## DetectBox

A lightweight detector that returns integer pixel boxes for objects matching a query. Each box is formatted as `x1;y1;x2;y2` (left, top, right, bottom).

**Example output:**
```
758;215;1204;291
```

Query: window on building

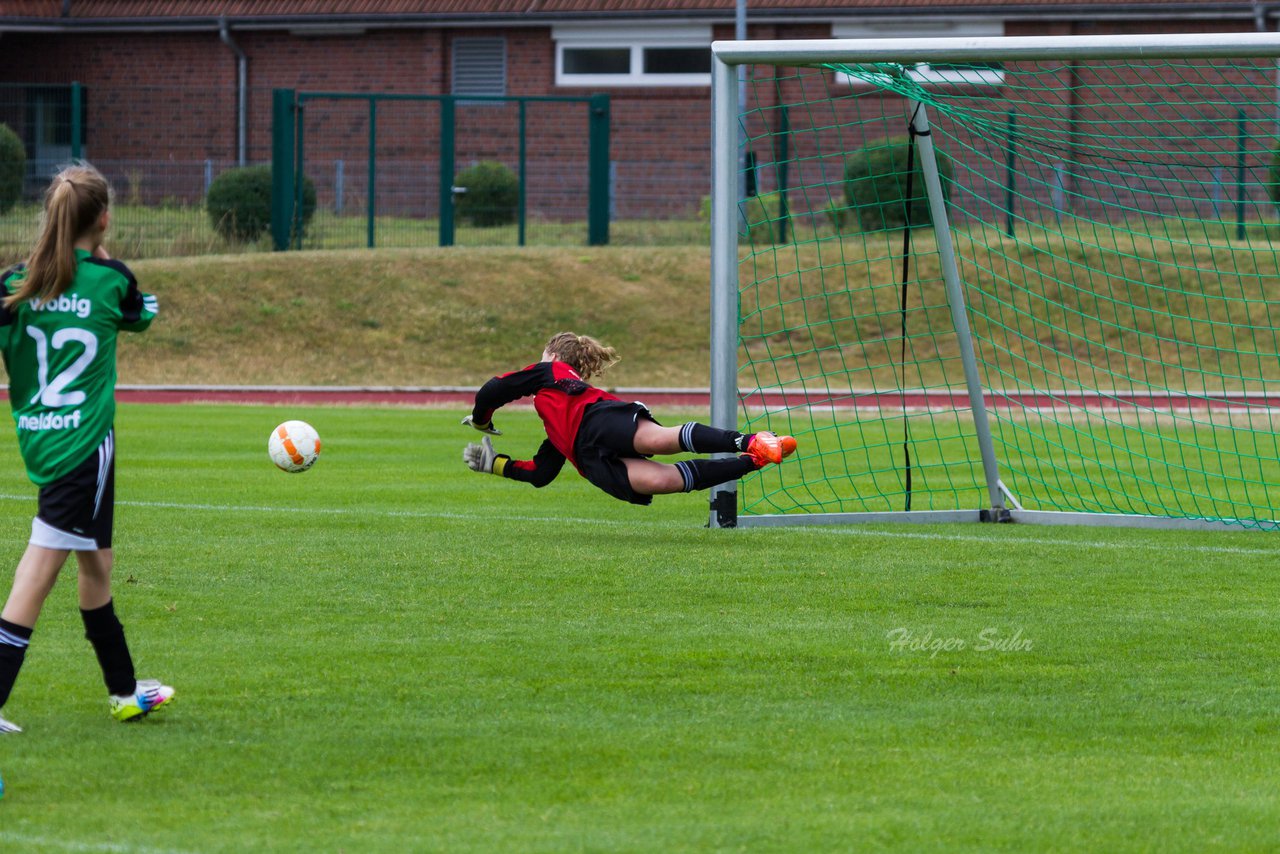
564;48;630;76
831;20;1006;88
453;37;507;99
642;47;711;75
554;25;711;87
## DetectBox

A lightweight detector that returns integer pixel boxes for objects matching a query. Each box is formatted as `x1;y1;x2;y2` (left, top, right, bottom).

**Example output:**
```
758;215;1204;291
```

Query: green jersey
0;250;157;485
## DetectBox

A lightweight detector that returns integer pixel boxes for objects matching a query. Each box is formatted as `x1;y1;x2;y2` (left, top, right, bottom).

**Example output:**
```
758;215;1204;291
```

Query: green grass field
0;404;1277;852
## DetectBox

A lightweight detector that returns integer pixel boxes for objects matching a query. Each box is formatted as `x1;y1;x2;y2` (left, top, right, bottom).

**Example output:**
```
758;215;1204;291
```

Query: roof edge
0;4;1269;34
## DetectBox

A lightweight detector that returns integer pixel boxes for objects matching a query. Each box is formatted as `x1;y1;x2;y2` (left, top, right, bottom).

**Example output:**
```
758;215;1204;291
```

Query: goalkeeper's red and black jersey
471;360;619;472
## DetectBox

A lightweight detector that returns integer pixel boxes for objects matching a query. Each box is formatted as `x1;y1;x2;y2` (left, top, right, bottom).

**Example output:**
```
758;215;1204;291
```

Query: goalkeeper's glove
463;436;509;475
461;415;502;436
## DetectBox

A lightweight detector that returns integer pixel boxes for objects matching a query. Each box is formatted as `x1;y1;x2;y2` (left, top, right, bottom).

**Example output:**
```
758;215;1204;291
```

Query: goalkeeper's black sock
674;456;760;492
678;423;746;454
0;618;32;709
81;600;137;697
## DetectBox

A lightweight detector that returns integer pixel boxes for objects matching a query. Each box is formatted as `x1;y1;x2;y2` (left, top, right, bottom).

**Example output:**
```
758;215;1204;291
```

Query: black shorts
32;430;115;551
575;401;660;506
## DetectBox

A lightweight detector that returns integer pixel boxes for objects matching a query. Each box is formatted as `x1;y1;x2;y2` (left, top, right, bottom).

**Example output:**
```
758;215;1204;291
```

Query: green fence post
518;99;527;247
1236;109;1247;241
271;89;297;251
1005;109;1018;238
587;94;610;246
777;106;789;244
70;82;82;161
367;97;377;249
294;99;307;249
439;97;456;247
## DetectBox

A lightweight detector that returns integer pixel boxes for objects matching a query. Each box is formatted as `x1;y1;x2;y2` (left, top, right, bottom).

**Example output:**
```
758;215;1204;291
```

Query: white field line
0;493;1275;558
0;833;196;854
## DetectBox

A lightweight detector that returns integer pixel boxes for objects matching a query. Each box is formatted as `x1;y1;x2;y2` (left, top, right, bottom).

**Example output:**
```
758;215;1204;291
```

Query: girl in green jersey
0;163;172;734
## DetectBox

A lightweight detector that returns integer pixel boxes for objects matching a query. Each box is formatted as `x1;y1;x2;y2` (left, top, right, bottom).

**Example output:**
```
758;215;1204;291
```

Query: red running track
111;386;1280;412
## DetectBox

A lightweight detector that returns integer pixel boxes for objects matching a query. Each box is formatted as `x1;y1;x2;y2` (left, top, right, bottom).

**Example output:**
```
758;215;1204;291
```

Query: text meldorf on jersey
17;410;83;432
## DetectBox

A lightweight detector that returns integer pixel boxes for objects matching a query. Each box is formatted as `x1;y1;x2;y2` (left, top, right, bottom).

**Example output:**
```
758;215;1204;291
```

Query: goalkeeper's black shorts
575;400;660;506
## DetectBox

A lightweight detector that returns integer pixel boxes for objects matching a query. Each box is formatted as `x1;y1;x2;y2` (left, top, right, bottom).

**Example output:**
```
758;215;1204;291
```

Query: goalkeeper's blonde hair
544;331;619;381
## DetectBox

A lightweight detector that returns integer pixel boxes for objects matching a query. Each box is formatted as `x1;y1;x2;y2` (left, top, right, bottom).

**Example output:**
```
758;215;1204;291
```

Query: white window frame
553;24;712;87
831;20;1006;88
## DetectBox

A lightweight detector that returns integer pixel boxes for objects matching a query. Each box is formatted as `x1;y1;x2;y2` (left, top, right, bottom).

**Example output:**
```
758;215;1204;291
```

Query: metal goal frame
708;32;1280;531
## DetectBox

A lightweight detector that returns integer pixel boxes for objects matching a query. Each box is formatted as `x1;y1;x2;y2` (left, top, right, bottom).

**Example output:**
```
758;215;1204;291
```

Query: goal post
708;33;1280;531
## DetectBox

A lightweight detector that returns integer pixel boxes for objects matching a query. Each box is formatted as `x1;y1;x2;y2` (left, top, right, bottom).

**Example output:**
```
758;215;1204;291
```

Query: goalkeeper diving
462;332;796;505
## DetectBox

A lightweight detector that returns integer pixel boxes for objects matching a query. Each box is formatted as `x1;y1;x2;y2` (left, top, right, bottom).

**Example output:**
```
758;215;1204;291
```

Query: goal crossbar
711;32;1280;66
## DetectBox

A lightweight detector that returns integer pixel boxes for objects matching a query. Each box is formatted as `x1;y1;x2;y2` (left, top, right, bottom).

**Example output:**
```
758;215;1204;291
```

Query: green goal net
709;35;1280;531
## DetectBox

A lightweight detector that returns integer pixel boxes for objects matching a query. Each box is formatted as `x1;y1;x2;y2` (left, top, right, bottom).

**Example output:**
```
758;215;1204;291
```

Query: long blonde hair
544;331;619;381
5;163;111;309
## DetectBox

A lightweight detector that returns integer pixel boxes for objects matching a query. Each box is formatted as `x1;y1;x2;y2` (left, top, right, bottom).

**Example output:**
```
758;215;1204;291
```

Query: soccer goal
708;33;1280;531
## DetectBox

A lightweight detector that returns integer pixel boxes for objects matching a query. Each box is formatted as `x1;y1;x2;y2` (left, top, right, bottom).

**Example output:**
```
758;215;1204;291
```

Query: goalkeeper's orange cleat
745;432;798;467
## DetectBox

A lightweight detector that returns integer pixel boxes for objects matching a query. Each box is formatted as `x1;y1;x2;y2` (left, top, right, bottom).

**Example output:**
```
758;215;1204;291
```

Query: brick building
0;0;1272;228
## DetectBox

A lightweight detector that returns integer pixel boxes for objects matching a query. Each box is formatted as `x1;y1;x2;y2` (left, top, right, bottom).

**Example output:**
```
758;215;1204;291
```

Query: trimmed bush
206;165;316;243
821;199;855;234
454;161;518;227
844;135;952;232
0;124;25;215
699;192;793;245
742;191;791;245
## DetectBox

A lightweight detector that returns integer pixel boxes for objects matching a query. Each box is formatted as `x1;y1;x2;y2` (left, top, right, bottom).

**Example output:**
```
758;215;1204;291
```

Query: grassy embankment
119;246;715;388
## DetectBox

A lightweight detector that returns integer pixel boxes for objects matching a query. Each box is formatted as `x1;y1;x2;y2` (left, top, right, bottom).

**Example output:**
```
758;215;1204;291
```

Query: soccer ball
268;420;322;473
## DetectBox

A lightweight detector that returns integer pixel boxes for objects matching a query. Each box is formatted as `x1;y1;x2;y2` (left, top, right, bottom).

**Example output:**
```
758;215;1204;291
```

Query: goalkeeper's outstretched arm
464;437;566;488
466;365;552;435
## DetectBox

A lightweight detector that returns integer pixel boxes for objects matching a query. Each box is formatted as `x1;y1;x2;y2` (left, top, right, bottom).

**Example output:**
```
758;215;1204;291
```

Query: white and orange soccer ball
268;420;322;473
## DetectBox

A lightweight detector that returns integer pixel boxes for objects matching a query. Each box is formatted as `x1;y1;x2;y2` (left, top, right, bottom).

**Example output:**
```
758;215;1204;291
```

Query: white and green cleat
109;679;174;723
0;715;20;734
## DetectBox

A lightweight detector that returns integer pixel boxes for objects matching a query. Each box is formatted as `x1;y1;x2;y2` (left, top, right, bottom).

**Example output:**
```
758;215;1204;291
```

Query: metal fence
0;81;714;264
274;90;611;250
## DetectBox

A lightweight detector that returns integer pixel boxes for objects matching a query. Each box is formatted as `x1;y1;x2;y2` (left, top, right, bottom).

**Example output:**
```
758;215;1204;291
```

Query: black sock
81;600;136;697
673;455;761;492
678;423;746;454
0;617;33;710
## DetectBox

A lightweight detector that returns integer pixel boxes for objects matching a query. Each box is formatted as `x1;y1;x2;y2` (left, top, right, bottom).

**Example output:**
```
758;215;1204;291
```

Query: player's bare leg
623;458;687;495
2;545;69;627
632;420;684;455
0;545;68;733
76;548;114;611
